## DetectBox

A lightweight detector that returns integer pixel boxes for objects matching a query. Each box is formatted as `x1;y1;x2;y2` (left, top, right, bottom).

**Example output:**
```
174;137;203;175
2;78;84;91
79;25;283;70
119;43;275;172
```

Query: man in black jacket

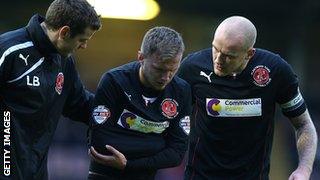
88;26;191;180
0;0;101;179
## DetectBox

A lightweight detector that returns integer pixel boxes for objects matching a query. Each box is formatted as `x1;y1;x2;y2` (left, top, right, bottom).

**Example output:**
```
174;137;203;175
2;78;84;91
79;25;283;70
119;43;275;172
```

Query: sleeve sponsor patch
92;105;111;124
280;91;304;112
179;116;190;135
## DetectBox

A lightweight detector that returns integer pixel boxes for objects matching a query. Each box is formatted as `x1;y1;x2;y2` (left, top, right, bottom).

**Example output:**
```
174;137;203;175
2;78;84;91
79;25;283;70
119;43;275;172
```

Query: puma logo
19;54;29;66
200;71;213;83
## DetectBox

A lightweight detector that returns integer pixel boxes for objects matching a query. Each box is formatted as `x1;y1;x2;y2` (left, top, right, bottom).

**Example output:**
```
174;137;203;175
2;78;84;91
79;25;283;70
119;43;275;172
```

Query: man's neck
40;22;48;35
139;67;147;87
40;22;59;51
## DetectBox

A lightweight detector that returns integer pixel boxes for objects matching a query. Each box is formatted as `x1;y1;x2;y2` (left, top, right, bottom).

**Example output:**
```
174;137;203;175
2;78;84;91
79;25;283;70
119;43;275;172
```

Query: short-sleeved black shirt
178;48;306;180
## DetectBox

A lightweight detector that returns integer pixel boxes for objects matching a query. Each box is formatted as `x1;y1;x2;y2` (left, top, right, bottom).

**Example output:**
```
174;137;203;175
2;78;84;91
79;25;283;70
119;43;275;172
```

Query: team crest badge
251;65;271;87
92;105;111;124
161;98;178;119
55;72;64;95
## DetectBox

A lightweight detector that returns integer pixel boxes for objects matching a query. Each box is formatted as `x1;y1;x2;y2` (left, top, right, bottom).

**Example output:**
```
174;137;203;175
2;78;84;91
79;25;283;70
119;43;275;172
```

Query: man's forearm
294;111;318;172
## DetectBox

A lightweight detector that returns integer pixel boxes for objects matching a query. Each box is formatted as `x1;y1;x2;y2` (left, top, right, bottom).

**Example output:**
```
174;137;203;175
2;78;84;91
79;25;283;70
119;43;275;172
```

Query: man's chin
63;53;73;58
152;84;166;91
214;69;227;77
58;52;71;58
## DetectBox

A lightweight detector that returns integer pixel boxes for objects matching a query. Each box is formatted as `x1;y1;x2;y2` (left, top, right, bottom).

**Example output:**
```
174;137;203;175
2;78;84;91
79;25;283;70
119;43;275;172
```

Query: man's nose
161;72;171;82
215;52;225;63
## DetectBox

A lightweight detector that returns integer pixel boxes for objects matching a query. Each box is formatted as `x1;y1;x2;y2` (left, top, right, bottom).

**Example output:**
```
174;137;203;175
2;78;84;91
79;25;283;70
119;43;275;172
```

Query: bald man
178;16;317;180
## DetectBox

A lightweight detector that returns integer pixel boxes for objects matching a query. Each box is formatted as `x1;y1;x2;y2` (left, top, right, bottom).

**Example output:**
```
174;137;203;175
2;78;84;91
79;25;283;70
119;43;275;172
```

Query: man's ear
246;48;256;60
58;26;71;40
137;50;144;62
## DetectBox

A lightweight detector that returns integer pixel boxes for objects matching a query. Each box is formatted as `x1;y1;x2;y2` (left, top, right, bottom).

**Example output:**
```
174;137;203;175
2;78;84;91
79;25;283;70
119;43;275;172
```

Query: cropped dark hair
45;0;101;37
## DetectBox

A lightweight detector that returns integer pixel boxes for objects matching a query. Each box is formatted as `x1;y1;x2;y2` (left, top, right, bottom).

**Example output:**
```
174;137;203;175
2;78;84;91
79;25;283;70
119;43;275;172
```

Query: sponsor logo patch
92;105;111;124
55;72;64;95
251;65;271;87
118;109;169;134
179;116;190;135
161;98;178;119
206;98;262;117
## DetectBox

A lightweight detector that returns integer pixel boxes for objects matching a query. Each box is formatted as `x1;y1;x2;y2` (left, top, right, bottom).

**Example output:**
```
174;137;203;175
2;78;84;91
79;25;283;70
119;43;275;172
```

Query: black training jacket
0;14;93;180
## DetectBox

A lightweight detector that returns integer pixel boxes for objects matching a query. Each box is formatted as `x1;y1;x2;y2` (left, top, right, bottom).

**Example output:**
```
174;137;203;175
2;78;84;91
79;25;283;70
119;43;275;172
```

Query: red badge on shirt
55;72;64;95
161;98;178;119
251;65;271;87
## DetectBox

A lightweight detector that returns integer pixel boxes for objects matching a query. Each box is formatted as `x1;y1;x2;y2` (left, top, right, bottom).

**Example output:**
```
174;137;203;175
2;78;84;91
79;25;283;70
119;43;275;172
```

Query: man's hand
89;145;127;170
288;166;311;180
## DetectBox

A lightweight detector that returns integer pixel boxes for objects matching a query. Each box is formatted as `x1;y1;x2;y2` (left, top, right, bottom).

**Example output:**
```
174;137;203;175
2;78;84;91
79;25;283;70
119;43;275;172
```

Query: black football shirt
89;61;192;178
178;48;306;180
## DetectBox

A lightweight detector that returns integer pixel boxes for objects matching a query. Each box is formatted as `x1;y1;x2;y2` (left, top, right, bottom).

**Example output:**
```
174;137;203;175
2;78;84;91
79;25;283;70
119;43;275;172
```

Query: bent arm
125;132;187;170
62;59;93;125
